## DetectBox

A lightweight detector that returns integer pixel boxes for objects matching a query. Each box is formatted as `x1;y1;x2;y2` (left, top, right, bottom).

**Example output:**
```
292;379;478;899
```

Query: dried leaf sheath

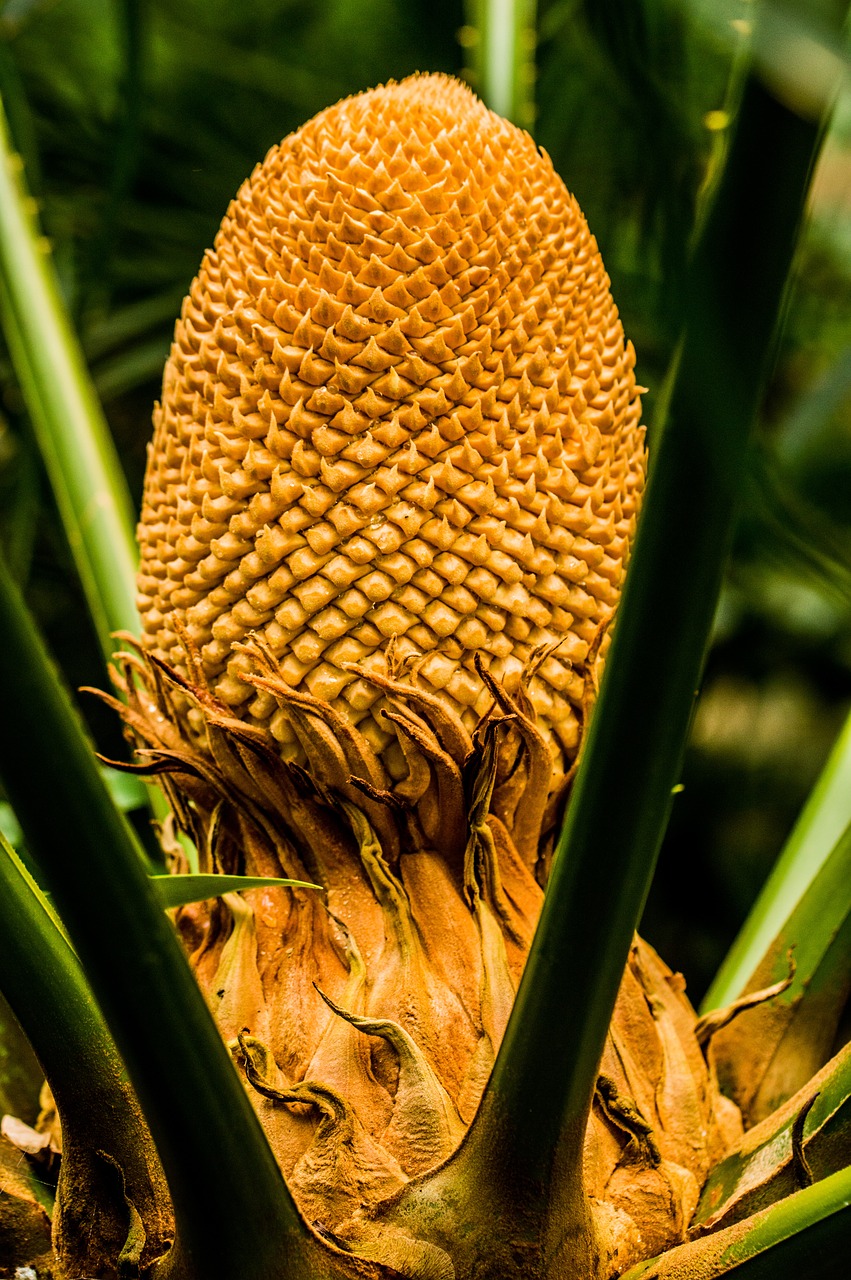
109;74;740;1275
108;627;739;1273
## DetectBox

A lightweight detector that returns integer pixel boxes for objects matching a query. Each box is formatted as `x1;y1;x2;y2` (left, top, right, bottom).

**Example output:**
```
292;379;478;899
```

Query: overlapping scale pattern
138;74;646;782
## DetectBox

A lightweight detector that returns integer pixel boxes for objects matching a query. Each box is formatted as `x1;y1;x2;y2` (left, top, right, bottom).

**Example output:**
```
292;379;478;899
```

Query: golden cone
110;73;740;1276
137;72;644;792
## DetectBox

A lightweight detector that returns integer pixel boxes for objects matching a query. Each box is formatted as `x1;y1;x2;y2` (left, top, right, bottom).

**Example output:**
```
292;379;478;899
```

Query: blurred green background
0;0;850;1001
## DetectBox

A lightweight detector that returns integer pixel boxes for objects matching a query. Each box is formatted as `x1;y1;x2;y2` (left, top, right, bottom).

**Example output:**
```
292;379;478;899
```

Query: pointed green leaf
705;710;851;1012
0;552;326;1278
0;93;138;661
621;1162;851;1279
0;828;171;1254
703;822;851;1124
691;1043;851;1235
151;873;322;910
459;0;847;1224
0;89;172;836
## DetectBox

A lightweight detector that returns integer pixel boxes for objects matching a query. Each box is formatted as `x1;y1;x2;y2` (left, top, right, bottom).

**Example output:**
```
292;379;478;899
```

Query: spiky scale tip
137;73;645;787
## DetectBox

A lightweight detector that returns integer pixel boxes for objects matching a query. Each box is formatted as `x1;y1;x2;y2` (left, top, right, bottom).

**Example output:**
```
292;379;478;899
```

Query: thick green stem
82;0;146;317
0;555;338;1279
465;0;537;126
456;4;846;1227
0;94;138;661
0;831;173;1275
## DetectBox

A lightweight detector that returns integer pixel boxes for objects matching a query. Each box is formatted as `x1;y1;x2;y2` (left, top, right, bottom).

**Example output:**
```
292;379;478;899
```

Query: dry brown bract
111;74;740;1276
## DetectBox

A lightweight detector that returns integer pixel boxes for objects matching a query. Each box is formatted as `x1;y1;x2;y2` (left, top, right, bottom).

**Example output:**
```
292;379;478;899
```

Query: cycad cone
123;75;739;1275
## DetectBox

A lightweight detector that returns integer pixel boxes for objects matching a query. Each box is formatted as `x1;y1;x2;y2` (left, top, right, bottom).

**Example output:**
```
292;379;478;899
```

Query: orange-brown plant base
94;636;743;1280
